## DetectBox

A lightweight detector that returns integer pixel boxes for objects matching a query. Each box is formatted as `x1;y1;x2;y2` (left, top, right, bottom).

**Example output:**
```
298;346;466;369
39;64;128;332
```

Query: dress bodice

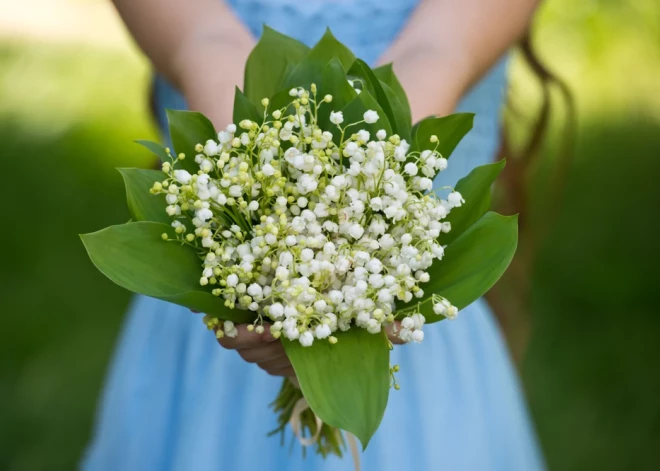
225;0;419;65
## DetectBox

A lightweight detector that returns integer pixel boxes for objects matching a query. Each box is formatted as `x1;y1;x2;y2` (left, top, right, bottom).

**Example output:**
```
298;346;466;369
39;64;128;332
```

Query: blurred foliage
0;0;659;470
507;1;660;470
0;41;156;469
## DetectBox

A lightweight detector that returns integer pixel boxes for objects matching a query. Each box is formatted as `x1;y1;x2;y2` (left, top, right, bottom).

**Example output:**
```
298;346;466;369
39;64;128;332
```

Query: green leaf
316;57;357;130
420;212;518;323
282;28;356;90
442;160;506;245
307;28;356;72
378;80;411;142
166;109;216;173
233;86;262;124
283;328;390;449
118;168;170;224
81;221;253;323
135;139;171;162
373;63;412;132
412;113;474;158
348;59;408;139
244;26;309;105
340;90;392;141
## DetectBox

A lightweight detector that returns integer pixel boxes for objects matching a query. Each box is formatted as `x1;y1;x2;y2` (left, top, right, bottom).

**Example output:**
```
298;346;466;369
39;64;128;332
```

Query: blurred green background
1;0;658;469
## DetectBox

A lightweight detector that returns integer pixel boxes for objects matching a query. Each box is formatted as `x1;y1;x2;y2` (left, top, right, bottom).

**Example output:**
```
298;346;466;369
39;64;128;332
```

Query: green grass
0;41;156;470
524;118;660;470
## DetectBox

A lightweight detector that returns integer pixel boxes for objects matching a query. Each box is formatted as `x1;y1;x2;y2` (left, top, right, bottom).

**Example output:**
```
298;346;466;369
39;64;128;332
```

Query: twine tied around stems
288;381;361;470
289;397;323;446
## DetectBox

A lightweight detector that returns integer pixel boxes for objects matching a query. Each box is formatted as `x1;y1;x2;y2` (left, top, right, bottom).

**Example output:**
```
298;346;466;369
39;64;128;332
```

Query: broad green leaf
307;28;356;72
348;59;406;138
278;61;297;90
135;139;171;162
118;168;170;224
412;113;474;158
316;57;357;130
378;80;411;142
233;86;262;124
373;63;412;131
420;212;518;323
340;90;392;143
166;109;216;173
283;328;390;449
244;26;309;105
81;221;253;323
441;160;506;245
282;29;356;90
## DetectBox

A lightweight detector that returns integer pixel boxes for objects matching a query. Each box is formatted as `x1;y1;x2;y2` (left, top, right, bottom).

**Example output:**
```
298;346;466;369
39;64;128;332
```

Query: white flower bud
299;330;314;347
363;110;379;124
301;248;314;262
224;320;238;338
330;111;344;125
448;191;465;207
348;224;364;240
262;164;275;176
411;330;424;343
204;140;219;156
404;162;418;176
315;323;331;339
357;130;370;142
226;273;238;287
173;170;192;184
433;301;447;315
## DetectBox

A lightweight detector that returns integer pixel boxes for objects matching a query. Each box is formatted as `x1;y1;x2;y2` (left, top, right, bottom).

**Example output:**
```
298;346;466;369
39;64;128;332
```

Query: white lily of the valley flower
330;111;344;125
363;110;379;124
153;85;465;347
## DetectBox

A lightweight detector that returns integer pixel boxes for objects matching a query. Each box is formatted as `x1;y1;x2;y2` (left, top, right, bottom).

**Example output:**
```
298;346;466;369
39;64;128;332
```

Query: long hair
485;31;576;359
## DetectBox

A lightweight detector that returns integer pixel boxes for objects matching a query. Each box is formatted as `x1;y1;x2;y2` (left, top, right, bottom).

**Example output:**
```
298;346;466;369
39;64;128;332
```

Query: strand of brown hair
486;31;576;361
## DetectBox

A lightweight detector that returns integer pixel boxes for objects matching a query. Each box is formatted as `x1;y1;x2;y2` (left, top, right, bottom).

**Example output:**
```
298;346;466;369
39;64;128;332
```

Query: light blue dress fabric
82;0;545;469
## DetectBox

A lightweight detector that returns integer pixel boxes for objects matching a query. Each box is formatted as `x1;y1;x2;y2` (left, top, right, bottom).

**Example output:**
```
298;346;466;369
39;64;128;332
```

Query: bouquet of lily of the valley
82;27;517;458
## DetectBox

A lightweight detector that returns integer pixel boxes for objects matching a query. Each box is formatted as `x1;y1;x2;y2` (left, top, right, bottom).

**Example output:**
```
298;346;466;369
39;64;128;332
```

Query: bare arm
112;0;254;126
380;0;541;120
112;0;539;124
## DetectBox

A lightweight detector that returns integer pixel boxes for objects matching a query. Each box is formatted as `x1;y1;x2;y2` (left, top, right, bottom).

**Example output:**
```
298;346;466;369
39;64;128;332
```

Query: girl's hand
217;325;295;378
216;323;404;379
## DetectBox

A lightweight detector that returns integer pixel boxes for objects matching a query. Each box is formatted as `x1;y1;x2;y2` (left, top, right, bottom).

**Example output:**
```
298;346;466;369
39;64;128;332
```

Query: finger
237;342;286;364
217;324;276;350
386;321;405;345
266;365;296;378
257;354;292;371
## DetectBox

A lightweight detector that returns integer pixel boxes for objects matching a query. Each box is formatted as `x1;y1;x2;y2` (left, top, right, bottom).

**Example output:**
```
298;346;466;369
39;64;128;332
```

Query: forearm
380;0;541;119
111;0;254;125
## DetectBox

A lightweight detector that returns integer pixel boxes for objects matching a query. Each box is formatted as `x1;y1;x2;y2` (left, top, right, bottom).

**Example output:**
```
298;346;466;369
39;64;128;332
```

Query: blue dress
83;0;545;469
